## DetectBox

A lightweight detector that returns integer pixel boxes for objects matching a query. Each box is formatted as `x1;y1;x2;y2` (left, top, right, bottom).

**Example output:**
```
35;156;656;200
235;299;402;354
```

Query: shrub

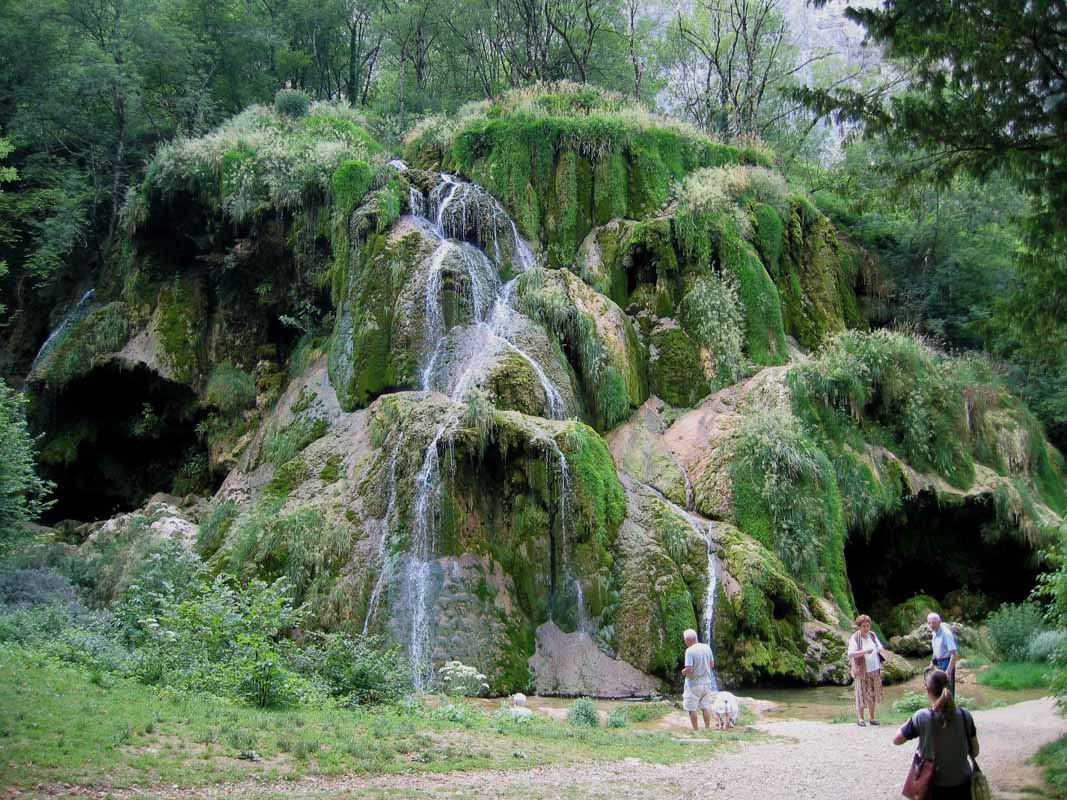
0;567;77;608
1028;630;1067;663
567;697;600;727
205;361;257;414
437;660;489;697
607;707;628;728
987;602;1046;661
305;632;411;705
0;384;53;550
274;89;311;119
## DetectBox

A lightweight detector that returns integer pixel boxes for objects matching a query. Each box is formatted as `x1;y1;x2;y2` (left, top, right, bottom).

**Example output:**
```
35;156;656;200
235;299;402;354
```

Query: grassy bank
0;649;750;793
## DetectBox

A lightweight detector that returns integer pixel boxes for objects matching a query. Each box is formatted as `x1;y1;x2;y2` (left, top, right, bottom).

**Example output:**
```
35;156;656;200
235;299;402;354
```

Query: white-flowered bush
437;659;489;697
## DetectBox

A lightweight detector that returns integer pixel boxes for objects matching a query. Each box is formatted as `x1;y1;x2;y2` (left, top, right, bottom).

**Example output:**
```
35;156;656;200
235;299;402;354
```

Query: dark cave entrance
39;363;217;523
846;491;1040;622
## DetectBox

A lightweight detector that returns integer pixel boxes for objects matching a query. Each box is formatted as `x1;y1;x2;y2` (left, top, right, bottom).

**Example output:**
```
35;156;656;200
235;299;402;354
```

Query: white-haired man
681;629;715;731
928;612;958;694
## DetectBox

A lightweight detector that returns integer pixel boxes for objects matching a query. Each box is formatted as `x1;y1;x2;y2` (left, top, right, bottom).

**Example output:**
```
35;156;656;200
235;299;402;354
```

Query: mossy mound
712;523;809;685
514;267;647;430
885;594;942;638
404;82;772;265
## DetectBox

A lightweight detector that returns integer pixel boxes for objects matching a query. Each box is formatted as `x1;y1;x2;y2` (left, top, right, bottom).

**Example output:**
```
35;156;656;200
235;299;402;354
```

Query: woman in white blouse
848;613;886;726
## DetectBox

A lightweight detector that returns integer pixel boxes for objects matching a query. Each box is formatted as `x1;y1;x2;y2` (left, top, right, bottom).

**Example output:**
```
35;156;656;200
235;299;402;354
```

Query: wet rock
528;622;662;697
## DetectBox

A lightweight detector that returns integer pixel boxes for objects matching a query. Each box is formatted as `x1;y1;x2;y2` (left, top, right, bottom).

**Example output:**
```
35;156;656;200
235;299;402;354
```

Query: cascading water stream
29;289;95;373
631;477;720;689
362;429;409;636
394;172;577;688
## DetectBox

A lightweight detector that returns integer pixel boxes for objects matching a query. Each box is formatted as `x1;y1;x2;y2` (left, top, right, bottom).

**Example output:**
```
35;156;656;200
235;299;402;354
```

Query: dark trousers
931;778;971;799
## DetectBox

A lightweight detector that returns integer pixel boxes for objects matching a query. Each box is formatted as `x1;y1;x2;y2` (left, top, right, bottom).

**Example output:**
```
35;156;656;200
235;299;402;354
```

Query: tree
0;380;52;549
667;0;825;138
798;0;1067;346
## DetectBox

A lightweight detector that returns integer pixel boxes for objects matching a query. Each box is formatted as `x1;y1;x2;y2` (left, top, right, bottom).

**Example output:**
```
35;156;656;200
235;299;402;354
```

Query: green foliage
142;103;380;224
606;707;628;728
0;383;53;550
261;416;329;466
559;424;627;549
567;697;599;727
986;602;1047;661
205;362;256;415
730;410;846;597
620;701;672;723
331;159;373;218
680;272;746;389
976;661;1050;690
303;632;410;705
1034;735;1067;799
274;89;311;119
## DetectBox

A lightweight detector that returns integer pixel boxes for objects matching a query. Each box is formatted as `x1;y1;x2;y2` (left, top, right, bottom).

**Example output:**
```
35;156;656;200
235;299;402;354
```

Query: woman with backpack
848;613;886;726
894;668;981;799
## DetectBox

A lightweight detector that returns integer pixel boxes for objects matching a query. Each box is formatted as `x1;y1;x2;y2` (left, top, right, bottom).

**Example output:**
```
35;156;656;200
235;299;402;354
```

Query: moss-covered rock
606;398;690;506
405;83;771;263
885;594;942;638
328;219;438;410
515;267;647;430
648;319;708;408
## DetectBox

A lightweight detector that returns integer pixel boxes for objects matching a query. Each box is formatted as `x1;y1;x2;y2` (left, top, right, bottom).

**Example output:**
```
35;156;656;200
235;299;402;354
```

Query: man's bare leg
702;708;712;729
688;711;699;731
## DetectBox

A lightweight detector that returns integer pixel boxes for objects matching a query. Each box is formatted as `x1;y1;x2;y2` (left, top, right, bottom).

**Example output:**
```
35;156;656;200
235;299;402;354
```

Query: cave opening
846;491;1040;623
38;363;218;523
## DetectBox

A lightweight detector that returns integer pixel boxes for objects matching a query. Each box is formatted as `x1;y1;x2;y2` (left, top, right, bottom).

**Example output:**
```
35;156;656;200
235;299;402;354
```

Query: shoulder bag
902;714;936;800
961;709;991;800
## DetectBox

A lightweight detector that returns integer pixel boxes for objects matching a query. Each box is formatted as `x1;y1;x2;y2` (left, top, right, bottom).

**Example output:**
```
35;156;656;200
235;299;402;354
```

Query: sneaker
856;720;867;727
869;720;881;726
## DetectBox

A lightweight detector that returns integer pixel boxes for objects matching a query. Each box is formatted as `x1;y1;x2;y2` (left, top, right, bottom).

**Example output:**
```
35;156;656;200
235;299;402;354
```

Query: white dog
711;691;740;730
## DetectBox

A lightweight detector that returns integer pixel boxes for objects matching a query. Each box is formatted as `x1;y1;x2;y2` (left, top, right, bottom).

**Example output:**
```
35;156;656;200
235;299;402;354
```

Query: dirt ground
32;695;1064;800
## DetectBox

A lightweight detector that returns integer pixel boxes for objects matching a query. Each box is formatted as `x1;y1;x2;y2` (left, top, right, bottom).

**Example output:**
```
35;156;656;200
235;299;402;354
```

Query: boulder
889;621;977;658
885;594;942;638
528;622;662;697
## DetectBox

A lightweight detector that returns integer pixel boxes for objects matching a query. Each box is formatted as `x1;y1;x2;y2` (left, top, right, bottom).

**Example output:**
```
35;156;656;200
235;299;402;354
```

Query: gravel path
23;697;1067;799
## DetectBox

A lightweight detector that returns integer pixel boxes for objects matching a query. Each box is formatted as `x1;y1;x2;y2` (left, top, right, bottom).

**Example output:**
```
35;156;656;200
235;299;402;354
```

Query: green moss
559;423;626;549
648;323;708;408
265;457;309;500
31;302;134;389
415;84;767;261
753;203;784;276
156;275;204;384
715;525;809;684
318;454;343;483
331;160;373;218
329;228;426;411
513;268;645;430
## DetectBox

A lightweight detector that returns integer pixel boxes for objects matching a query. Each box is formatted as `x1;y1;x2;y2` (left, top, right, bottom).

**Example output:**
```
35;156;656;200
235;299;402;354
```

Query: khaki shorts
682;682;715;712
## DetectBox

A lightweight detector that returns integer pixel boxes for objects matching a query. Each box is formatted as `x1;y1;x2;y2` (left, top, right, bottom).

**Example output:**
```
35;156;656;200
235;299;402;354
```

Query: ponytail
926;669;956;727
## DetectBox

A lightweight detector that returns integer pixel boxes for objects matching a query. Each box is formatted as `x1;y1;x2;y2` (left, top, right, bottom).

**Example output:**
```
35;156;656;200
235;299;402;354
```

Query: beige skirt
854;669;884;711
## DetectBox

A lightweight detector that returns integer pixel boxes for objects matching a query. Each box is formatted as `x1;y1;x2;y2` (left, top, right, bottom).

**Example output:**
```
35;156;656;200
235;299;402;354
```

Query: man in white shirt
928;612;958;694
681;628;715;731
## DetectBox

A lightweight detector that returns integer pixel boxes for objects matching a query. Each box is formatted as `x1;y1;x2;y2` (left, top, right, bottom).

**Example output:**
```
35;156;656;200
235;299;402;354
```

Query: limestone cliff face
24;85;1065;695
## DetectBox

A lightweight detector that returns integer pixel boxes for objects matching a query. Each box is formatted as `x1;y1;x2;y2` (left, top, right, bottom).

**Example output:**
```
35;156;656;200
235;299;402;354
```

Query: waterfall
362;429;409;636
393;172;579;688
29;289;95;374
630;476;720;689
704;526;721;691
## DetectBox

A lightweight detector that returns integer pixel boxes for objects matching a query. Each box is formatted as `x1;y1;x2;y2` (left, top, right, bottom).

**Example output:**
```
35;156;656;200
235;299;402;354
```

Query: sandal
856;720;867;727
869;720;881;725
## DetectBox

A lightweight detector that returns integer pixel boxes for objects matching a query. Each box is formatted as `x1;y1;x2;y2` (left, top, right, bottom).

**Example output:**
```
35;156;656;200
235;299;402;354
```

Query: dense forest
2;1;1067;795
